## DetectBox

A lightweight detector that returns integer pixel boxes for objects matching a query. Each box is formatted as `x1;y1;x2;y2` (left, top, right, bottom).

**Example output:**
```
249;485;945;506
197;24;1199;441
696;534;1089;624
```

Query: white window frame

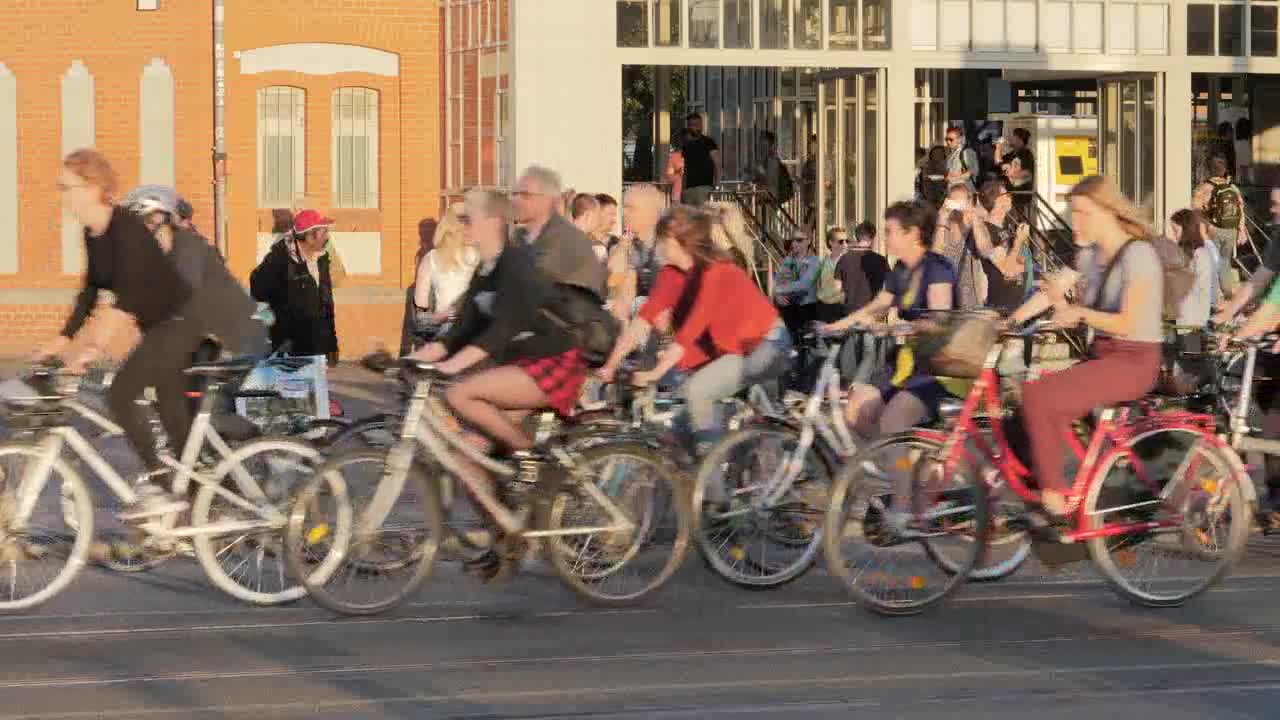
331;87;380;209
256;86;305;208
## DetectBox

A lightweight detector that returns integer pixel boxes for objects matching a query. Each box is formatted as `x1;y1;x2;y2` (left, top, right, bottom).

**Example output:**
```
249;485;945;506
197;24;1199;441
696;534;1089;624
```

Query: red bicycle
824;325;1251;616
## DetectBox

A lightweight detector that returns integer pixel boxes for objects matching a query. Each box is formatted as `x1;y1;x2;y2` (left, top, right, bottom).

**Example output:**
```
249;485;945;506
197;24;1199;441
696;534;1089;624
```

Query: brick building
0;0;442;359
442;0;509;202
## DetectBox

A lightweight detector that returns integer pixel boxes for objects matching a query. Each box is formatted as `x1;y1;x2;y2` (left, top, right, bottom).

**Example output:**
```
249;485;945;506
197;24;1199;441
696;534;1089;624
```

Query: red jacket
674;262;779;359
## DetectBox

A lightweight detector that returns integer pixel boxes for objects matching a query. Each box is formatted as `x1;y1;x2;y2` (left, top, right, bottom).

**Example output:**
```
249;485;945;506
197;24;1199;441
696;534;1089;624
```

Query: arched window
257;86;306;207
332;87;380;208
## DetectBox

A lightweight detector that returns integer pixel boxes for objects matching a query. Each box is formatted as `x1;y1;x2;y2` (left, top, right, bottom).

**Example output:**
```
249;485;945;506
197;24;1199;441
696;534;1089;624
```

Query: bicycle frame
358;375;636;540
13;383;287;539
924;341;1231;543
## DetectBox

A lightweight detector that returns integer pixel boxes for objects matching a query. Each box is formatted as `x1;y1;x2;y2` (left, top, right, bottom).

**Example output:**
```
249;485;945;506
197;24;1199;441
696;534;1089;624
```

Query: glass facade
621;0;892;50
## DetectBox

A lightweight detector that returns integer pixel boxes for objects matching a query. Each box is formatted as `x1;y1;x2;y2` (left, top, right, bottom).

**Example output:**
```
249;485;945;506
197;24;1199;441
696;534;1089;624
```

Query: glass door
816;68;881;251
1098;74;1162;224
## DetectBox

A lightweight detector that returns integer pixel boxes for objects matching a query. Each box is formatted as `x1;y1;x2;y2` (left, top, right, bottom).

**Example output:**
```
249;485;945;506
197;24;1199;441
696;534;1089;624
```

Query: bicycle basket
911;311;1001;379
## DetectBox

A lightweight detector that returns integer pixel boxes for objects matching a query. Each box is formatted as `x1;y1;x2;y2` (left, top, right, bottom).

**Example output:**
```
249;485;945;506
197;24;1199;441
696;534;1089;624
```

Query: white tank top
424;247;478;312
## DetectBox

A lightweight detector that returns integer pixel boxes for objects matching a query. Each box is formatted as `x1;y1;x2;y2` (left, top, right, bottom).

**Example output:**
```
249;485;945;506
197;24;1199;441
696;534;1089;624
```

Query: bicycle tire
692;424;834;590
285;449;443;616
1085;429;1250;607
0;441;94;611
910;436;1031;583
824;434;990;616
191;436;323;605
537;442;690;607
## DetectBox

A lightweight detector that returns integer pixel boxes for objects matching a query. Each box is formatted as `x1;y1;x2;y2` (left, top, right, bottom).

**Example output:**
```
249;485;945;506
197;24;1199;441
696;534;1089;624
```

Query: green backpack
1207;179;1243;230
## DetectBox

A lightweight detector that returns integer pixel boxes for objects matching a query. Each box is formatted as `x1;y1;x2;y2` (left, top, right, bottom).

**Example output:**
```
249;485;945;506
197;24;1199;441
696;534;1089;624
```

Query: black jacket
441;242;575;364
249;238;338;356
171;230;268;357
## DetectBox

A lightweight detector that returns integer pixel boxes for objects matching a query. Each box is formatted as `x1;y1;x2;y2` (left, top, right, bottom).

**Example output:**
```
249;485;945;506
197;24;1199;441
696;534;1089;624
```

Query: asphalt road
3;366;1280;719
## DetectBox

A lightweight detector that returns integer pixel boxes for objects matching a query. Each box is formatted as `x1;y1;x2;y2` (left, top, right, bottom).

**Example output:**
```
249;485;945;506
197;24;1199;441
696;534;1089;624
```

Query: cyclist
1010;175;1164;517
410;188;590;578
35;150;196;517
122;185;268;395
631;206;791;507
819;200;958;442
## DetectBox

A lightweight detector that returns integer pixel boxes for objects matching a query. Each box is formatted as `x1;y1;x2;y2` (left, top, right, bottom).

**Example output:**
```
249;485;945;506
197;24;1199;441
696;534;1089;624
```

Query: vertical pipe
213;0;228;258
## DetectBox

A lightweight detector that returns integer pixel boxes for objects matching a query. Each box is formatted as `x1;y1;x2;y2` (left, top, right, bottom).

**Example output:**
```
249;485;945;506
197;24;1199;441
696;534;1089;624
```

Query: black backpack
542;285;621;368
776;161;795;203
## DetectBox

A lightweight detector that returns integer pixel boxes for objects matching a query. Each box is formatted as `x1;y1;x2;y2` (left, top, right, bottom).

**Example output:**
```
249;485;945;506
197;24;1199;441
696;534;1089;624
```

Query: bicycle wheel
538;442;690;606
913;438;1031;582
824;434;989;616
320;414;403;453
1085;429;1250;607
285;449;443;616
693;425;834;589
191;436;323;605
0;442;94;611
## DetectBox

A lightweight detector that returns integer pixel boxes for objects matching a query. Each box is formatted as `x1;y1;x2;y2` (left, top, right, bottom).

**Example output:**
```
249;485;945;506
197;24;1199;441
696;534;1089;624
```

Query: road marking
1;657;1279;718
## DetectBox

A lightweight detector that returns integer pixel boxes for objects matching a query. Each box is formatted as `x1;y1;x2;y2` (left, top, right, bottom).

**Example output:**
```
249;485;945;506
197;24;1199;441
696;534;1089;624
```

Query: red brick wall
0;0;442;359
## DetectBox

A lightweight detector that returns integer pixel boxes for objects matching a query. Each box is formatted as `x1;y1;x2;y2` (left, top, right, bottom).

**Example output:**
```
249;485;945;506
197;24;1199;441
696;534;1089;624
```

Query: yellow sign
1054;136;1098;185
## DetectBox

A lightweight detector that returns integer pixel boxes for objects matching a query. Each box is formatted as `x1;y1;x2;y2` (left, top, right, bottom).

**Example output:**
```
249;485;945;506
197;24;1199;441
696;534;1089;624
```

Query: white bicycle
0;359;345;610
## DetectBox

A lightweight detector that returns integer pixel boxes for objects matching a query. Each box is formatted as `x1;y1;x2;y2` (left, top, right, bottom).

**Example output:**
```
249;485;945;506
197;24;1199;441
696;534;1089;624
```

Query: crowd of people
28;134;1280;535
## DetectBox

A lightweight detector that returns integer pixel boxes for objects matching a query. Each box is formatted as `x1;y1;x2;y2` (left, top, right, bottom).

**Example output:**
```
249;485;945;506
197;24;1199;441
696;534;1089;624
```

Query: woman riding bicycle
630;206;792;506
819;200;959;442
1011;175;1164;517
411;188;586;463
34;150;196;516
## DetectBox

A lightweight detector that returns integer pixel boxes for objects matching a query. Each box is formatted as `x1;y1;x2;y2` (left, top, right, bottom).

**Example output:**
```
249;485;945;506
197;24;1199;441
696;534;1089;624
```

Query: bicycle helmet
122;184;180;220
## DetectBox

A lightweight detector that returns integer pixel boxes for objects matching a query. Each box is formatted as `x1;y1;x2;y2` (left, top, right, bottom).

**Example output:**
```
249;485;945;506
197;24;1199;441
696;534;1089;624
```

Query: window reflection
654;0;681;47
794;0;822;49
829;0;858;49
690;0;719;48
761;0;789;48
724;0;752;48
616;0;648;47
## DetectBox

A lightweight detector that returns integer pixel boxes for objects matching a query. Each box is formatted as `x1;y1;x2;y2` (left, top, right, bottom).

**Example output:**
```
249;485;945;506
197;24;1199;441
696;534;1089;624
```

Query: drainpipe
212;0;228;258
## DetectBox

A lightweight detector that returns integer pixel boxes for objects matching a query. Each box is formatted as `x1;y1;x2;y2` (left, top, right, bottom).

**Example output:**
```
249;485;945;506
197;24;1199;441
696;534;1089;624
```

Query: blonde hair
63;148;119;203
705;201;755;269
432;203;470;272
1069;175;1152;241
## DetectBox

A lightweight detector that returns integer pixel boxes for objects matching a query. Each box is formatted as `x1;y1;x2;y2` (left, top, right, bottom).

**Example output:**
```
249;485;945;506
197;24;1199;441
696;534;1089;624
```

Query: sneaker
117;480;188;523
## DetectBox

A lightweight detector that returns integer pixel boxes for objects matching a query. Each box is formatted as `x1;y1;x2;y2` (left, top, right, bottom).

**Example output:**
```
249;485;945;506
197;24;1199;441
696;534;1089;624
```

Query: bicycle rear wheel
693;425;833;589
538;442;690;606
824;434;989;616
0;442;93;611
285;449;443;616
1086;429;1249;607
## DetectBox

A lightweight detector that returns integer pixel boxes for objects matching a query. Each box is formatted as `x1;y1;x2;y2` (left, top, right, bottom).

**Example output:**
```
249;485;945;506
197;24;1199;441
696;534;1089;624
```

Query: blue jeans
679;321;792;448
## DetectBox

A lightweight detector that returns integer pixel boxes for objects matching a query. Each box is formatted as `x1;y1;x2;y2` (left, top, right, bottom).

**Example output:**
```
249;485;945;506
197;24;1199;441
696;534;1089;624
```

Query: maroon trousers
1021;337;1161;492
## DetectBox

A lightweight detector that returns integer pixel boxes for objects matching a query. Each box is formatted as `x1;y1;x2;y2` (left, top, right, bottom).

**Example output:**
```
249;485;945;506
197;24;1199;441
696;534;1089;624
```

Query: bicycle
825;322;1252;616
0;358;345;610
283;358;691;616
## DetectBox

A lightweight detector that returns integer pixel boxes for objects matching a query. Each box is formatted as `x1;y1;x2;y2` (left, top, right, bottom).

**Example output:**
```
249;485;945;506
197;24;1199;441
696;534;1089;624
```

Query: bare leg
445;366;549;452
844;383;885;441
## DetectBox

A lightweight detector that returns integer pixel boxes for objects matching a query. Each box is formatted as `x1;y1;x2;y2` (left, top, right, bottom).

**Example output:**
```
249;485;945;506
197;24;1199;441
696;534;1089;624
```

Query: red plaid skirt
513;348;588;417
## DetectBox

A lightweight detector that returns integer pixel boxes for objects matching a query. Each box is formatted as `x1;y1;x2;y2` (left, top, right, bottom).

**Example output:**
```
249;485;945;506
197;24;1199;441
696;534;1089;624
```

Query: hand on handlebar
630;369;660;387
412;342;448;364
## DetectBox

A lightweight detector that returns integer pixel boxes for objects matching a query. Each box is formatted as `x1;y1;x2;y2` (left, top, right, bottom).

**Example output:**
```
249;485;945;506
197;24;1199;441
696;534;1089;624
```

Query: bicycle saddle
185;356;258;379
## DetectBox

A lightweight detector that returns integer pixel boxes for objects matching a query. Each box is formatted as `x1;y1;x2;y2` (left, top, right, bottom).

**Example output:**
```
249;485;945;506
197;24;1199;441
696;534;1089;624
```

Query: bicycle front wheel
1086;429;1250;607
192;436;323;606
0;442;94;611
693;425;834;589
538;442;690;606
824;434;989;616
285;449;443;616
